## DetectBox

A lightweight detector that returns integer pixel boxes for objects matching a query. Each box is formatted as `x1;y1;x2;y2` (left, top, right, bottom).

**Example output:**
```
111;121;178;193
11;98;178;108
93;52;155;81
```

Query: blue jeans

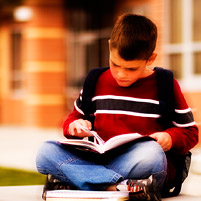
36;140;167;191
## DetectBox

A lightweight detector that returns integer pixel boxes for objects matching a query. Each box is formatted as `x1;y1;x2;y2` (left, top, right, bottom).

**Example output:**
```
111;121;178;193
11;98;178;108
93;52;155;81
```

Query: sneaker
116;175;161;201
42;174;76;200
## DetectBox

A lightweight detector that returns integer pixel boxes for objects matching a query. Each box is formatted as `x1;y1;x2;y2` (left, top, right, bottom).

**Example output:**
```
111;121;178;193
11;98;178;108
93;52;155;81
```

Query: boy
36;13;198;201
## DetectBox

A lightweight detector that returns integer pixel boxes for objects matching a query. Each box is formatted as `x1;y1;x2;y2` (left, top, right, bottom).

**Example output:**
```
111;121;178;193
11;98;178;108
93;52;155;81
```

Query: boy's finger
86;121;92;130
69;127;75;136
75;123;82;133
150;134;158;141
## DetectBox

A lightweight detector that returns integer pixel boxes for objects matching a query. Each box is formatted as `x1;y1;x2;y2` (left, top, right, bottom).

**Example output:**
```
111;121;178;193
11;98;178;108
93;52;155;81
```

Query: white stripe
80;89;83;101
172;121;196;127
94;110;161;118
175;108;191;114
92;95;159;105
74;100;84;115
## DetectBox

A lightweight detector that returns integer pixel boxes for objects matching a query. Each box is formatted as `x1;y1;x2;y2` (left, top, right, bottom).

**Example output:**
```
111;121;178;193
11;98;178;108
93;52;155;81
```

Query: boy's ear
108;39;111;50
147;53;157;65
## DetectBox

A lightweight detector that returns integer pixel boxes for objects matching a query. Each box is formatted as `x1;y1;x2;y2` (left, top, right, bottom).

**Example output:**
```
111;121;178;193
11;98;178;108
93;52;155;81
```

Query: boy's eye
127;68;138;71
113;63;120;67
112;62;118;66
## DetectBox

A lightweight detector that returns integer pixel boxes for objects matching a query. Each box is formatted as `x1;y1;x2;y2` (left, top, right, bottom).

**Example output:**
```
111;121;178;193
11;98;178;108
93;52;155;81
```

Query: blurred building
0;0;200;145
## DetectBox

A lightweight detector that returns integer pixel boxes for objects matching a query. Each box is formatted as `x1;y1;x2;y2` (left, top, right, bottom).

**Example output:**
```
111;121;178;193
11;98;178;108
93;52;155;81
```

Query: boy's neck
142;67;154;78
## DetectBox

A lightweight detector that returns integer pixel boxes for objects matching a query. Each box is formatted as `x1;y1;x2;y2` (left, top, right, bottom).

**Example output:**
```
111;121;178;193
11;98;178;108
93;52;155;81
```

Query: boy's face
109;48;156;87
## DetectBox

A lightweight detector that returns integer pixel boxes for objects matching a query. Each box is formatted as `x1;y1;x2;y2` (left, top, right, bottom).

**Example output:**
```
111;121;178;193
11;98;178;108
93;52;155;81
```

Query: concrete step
0;185;43;201
0;185;201;201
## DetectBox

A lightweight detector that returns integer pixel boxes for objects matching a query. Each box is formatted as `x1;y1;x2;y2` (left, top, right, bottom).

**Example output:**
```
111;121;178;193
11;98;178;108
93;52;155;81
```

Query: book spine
46;197;129;201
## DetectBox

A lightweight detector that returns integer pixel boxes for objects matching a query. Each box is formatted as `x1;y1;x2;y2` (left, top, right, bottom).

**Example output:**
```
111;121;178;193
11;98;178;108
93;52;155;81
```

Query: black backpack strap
162;151;192;198
154;67;192;197
154;67;174;129
81;67;109;121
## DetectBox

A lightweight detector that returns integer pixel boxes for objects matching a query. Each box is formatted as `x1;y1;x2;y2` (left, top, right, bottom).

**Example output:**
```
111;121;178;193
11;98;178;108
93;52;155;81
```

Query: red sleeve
63;106;85;138
63;89;85;138
165;80;199;155
166;126;198;155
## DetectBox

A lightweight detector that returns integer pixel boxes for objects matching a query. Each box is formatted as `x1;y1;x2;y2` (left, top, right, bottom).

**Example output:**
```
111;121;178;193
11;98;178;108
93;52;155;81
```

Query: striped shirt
64;69;198;154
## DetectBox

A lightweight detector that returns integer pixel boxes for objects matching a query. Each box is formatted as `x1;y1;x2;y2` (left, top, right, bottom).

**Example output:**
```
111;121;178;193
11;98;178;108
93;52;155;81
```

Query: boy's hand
150;132;172;152
68;119;93;138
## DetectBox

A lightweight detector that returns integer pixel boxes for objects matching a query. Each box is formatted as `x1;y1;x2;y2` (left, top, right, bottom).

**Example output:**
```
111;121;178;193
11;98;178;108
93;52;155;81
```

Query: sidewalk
0;185;201;201
0;126;201;200
0;126;65;171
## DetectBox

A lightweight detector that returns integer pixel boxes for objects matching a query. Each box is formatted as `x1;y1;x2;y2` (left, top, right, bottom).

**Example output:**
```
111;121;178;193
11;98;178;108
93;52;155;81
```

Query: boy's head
110;13;157;61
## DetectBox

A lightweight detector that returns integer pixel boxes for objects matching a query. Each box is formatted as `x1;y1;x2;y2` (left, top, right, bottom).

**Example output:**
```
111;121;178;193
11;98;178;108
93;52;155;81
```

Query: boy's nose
117;69;127;79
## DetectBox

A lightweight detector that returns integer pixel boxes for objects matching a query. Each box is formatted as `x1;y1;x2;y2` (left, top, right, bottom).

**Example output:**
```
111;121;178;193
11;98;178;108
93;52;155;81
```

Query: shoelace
128;182;143;192
127;176;153;193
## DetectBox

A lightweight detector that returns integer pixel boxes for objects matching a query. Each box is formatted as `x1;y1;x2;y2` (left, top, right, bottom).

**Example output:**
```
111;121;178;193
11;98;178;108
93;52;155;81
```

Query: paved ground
0;126;65;171
0;185;201;201
0;126;201;201
0;185;42;201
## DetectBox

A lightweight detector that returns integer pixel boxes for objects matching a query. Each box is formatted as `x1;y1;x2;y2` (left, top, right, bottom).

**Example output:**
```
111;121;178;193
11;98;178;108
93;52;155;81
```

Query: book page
79;126;147;152
46;190;129;199
103;133;144;152
60;138;101;153
60;126;153;154
79;125;105;145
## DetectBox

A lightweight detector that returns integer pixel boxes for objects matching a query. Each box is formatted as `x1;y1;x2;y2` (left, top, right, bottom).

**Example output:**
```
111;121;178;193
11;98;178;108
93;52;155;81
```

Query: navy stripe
174;111;195;125
94;99;159;115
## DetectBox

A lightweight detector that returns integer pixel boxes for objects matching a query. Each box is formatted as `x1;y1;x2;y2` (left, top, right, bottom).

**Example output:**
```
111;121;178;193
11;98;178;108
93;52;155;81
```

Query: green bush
0;167;46;186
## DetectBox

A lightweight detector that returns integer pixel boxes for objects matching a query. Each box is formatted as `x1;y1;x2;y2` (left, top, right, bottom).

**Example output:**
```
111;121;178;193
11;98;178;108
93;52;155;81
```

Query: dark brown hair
110;13;157;60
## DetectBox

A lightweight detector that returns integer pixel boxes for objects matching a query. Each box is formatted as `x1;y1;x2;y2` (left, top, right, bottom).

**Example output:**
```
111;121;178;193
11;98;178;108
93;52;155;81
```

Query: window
192;0;201;75
193;0;201;41
193;52;201;74
65;3;114;108
66;8;112;89
165;0;201;90
67;30;110;88
169;0;182;44
11;31;23;94
169;54;182;79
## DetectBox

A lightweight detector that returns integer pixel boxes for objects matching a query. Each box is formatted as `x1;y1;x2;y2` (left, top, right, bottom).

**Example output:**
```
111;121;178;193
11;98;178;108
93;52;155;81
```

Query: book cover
59;126;153;154
46;190;129;201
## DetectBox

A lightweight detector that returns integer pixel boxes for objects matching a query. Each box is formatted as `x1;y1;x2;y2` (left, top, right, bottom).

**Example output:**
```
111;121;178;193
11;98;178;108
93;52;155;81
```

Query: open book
46;190;129;201
59;125;153;154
